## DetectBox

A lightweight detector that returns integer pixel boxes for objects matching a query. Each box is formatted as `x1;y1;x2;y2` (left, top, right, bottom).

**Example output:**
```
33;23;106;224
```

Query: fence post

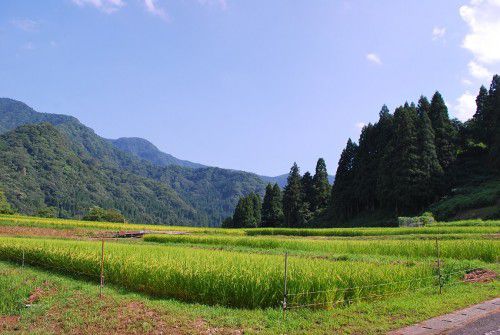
100;239;105;298
22;250;25;268
282;252;288;320
435;238;442;294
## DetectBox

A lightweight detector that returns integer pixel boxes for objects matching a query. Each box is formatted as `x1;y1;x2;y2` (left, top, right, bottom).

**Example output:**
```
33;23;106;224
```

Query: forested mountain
0;98;266;225
0;123;196;224
109;137;205;169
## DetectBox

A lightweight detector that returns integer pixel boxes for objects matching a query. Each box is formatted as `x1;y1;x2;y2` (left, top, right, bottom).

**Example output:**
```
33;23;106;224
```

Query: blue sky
1;1;499;176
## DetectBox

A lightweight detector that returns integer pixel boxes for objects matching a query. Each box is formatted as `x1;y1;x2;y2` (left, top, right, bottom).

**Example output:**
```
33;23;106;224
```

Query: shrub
83;206;125;223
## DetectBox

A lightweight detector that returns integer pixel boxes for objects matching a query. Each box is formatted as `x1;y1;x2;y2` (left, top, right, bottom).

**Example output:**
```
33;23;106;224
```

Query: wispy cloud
355;122;366;129
453;92;476;121
468;60;492;79
197;0;227;10
454;0;500;121
21;42;35;50
460;0;500;64
72;0;125;14
143;0;169;21
11;19;39;32
366;53;382;65
431;26;446;40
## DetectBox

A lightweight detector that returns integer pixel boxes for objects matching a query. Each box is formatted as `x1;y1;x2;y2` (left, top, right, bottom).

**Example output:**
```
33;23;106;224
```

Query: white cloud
453;92;477;121
432;26;446;40
461;78;473;85
11;19;39;32
460;0;500;64
366;53;381;65
143;0;169;20
198;0;227;10
468;60;492;79
21;42;35;50
72;0;125;14
355;122;366;129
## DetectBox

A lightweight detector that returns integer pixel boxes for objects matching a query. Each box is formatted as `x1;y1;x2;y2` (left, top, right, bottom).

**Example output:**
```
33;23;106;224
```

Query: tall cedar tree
251;193;262;225
232;194;259;228
386;105;421;214
261;183;284;227
429;92;456;170
283;163;306;227
416;96;443;205
301;171;315;212
330;139;358;221
312;158;330;211
352;124;378;212
488;75;500;169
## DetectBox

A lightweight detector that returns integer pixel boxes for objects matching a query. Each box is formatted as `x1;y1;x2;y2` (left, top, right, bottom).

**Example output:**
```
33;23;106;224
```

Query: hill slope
0;123;196;224
109;137;205;169
0;98;266;225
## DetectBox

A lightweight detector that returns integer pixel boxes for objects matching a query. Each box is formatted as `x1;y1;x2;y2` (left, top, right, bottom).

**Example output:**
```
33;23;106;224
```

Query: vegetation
144;234;499;262
0;98;267;226
0;236;441;309
0;188;14;214
82;206;125;223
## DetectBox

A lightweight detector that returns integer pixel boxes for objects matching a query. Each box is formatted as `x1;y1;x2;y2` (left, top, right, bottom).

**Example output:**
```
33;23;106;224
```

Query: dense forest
225;76;500;228
0;98;266;225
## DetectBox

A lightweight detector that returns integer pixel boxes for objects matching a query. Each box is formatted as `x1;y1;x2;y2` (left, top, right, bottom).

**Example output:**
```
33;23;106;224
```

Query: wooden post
22;250;25;268
282;252;288;320
100;239;105;298
436;238;442;294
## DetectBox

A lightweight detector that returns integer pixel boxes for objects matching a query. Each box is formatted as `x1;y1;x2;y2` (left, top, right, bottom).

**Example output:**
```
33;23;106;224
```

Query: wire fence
0;238;486;314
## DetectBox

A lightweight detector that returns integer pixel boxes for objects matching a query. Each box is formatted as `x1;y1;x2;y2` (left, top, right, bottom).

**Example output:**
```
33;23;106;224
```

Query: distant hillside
0;98;266;226
109;137;205;169
260;173;334;188
0;123;196;224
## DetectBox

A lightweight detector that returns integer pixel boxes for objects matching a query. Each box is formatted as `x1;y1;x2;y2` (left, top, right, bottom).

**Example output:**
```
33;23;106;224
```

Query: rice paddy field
0;214;498;334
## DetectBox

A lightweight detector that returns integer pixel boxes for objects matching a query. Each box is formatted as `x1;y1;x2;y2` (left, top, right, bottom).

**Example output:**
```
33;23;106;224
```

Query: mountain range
0;98;332;225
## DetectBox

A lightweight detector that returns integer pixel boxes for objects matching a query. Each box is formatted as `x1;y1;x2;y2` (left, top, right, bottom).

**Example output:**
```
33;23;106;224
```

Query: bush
37;207;58;218
397;214;434;227
82;206;125;223
0;190;14;215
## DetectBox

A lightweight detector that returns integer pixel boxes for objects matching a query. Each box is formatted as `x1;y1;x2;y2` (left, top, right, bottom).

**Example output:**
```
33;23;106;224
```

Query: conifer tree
488;75;500;169
387;105;421;213
232;195;258;228
429;92;456;169
283;163;305;227
261;183;284;227
312;158;330;211
416;97;443;205
301;171;314;212
330;139;358;221
251;193;262;226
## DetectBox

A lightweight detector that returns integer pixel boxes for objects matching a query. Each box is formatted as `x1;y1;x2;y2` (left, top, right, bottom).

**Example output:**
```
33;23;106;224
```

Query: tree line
222;158;331;228
225;75;500;227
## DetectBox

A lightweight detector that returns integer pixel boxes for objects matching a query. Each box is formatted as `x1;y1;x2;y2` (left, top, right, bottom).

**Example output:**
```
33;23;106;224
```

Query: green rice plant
144;234;500;262
0;237;439;309
0;214;244;235
244;225;500;237
427;219;500;227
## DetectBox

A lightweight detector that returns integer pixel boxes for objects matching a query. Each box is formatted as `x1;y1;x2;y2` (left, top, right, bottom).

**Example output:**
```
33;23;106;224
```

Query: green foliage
0;98;267;226
429;179;500;220
312;158;331;210
0;189;14;215
83;206;125;223
0;236;437;309
37;206;58;218
261;183;283;227
283;163;307;227
231;193;261;228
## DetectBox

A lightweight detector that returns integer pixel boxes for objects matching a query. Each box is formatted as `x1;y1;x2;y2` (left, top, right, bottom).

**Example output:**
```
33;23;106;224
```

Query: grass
429;179;500;220
0;236;451;309
144;234;500;262
243;225;500;237
1;261;498;335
